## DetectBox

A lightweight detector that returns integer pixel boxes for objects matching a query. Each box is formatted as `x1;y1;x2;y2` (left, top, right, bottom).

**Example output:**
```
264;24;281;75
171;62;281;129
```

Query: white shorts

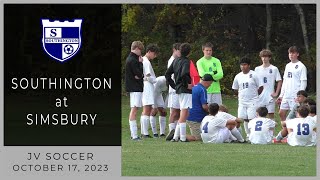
238;101;258;120
280;98;295;110
259;99;275;113
142;82;154;106
130;92;142;108
207;93;222;105
168;92;180;109
216;127;230;143
179;93;192;110
153;93;165;108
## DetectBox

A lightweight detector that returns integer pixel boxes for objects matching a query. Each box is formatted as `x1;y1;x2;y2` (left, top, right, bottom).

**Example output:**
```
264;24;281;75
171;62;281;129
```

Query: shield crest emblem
42;19;82;62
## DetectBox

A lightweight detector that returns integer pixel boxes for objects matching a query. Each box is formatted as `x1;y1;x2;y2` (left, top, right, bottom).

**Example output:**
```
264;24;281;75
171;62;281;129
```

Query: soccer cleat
142;135;152;138
272;137;282;144
165;129;175;141
131;137;141;141
153;134;159;138
159;134;166;137
170;138;179;142
179;139;189;142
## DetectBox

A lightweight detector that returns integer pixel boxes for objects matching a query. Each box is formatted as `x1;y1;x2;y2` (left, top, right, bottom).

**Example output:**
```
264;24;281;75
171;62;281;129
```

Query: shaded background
4;4;121;145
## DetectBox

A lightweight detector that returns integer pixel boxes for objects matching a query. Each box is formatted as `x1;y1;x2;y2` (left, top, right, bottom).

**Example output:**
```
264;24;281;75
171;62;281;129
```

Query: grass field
121;95;316;176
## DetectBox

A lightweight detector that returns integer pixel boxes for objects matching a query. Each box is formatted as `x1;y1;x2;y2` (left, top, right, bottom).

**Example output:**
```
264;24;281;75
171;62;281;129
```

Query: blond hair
131;41;144;51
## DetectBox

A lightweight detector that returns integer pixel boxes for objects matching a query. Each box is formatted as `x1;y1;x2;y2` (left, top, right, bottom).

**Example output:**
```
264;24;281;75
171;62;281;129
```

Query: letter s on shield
42;19;82;63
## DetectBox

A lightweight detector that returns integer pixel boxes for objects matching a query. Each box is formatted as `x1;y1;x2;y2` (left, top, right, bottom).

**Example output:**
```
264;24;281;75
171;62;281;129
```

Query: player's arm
165;63;176;89
232;75;239;96
131;59;143;79
212;60;224;81
254;73;264;95
278;68;287;99
272;80;282;98
286;104;298;120
196;60;214;77
299;65;308;90
181;60;192;89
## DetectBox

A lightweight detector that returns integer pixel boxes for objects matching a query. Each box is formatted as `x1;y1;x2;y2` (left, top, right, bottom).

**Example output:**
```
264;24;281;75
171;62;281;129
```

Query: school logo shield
42;19;82;62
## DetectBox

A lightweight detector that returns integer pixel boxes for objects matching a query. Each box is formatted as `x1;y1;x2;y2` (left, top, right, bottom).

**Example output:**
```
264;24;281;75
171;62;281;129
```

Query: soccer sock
179;123;187;141
150;116;157;134
142;115;150;135
159;116;166;135
140;116;144;135
129;120;138;139
231;127;244;142
276;131;283;141
244;121;250;137
173;123;180;140
169;123;175;132
237;127;242;135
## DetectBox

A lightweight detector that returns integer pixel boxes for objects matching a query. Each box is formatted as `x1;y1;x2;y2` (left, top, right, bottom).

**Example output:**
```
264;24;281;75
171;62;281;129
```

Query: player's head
297;105;310;118
309;105;316;115
208;103;219;116
219;104;228;113
202;42;213;58
256;107;268;117
239;57;251;73
303;98;316;106
296;90;308;103
288;46;299;61
259;49;272;63
145;44;160;60
131;41;144;56
200;74;214;88
180;43;191;57
172;43;181;58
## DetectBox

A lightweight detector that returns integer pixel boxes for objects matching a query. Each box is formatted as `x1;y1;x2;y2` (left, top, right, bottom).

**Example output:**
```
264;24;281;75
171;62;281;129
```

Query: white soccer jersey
167;56;176;93
232;70;263;102
142;56;156;105
143;56;156;82
280;61;307;99
216;111;236;121
248;117;275;144
201;115;227;143
286;117;316;146
254;65;282;106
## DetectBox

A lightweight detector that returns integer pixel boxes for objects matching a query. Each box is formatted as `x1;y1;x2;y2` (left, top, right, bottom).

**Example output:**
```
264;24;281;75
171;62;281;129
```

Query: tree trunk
266;4;272;50
295;4;310;60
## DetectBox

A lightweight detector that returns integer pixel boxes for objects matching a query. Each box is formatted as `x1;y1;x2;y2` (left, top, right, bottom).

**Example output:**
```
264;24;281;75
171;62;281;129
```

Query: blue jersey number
297;123;310;135
202;122;209;133
263;77;267;83
255;121;263;131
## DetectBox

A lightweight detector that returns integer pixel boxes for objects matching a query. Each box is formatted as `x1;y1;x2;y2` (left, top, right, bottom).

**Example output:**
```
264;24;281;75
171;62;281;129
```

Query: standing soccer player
150;76;168;137
254;49;282;121
248;107;275;144
140;44;160;138
232;57;264;140
165;43;193;142
196;42;224;104
277;46;307;122
125;41;144;140
166;43;181;140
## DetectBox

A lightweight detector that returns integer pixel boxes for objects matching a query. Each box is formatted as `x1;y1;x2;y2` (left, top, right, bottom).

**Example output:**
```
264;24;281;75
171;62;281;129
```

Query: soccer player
248;107;275;144
286;90;308;120
185;74;214;142
217;105;244;143
286;105;316;146
150;76;168;137
140;44;160;138
200;103;238;143
165;43;193;142
308;105;317;145
254;49;282;121
125;41;144;140
196;42;224;104
232;57;264;140
277;46;307;122
166;43;181;140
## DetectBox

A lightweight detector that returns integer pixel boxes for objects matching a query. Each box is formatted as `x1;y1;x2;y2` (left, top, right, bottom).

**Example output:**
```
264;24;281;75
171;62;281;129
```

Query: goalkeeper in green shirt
196;42;224;104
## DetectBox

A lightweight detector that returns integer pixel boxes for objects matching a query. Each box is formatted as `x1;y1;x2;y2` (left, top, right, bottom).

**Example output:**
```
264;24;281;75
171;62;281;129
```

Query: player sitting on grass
307;105;317;145
217;104;244;143
273;105;316;146
201;103;240;143
248;107;275;144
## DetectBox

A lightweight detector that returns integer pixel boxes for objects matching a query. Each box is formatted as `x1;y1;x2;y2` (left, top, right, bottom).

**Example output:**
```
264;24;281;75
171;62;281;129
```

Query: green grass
121;95;316;176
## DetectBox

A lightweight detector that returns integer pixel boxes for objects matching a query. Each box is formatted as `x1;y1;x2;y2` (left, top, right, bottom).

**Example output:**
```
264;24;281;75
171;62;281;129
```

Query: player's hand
271;92;278;98
135;75;140;79
187;84;193;90
276;97;282;105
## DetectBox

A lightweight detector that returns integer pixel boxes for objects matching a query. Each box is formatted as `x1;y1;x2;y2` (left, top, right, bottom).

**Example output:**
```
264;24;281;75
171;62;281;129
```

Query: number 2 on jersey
255;121;263;131
202;122;209;133
297;123;309;135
